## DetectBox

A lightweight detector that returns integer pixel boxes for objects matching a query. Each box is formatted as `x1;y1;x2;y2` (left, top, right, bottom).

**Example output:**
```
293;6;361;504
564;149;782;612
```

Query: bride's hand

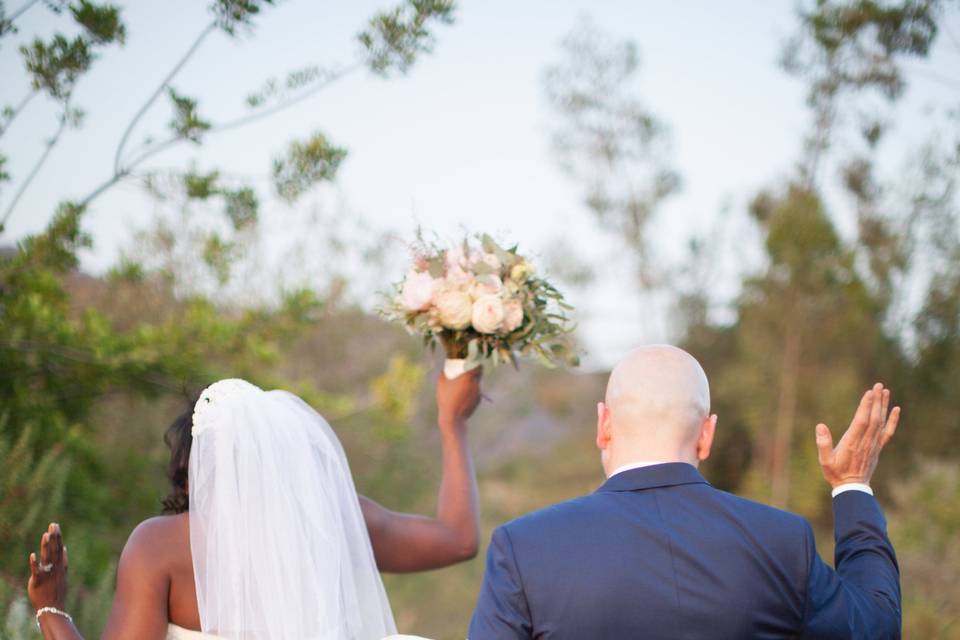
28;522;69;611
436;367;482;429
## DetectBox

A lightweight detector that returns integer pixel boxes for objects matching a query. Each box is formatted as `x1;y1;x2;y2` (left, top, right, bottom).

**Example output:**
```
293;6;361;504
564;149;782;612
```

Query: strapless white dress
166;624;431;639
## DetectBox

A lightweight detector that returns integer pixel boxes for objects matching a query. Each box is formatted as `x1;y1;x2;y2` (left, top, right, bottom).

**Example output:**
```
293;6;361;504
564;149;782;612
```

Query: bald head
598;345;714;473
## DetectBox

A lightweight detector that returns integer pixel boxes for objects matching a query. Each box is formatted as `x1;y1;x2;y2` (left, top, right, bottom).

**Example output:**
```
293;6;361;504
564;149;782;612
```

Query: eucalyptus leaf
466;338;479;362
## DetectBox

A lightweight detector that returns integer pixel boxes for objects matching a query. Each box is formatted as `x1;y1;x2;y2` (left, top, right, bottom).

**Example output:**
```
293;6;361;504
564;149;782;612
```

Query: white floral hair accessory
192;378;263;436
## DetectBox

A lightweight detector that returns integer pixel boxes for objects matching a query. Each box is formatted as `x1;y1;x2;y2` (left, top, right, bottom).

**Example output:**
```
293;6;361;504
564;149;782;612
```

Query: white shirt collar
607;460;673;478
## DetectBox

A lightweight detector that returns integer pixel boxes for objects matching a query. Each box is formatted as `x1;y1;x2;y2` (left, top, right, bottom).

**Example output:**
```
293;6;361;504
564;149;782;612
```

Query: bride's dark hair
162;401;195;514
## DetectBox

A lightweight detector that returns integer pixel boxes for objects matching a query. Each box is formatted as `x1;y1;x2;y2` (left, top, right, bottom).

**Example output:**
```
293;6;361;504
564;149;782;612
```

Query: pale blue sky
2;1;956;366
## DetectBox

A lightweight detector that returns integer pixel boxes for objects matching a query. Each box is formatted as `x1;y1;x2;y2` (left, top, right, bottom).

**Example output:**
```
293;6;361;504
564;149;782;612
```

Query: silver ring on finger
39;562;54;573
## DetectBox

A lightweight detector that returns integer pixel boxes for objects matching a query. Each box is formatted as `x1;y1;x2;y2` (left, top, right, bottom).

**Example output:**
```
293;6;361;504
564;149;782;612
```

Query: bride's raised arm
359;368;482;572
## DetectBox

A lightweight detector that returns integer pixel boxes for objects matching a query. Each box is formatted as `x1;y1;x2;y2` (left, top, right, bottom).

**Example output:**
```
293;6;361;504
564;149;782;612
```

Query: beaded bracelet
36;606;73;630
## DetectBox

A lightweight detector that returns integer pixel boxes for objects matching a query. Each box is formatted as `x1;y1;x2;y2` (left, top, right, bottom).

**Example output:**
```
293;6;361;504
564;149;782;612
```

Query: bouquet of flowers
383;233;579;378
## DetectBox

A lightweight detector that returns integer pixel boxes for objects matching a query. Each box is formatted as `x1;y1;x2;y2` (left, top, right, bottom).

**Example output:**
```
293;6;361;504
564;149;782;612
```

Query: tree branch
0;97;72;229
0;90;38;138
2;0;42;31
212;62;363;135
76;61;363;211
113;21;218;174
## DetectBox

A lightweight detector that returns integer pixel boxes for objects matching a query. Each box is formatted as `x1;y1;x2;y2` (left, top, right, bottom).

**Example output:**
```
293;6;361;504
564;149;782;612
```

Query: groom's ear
696;414;718;462
596;402;612;451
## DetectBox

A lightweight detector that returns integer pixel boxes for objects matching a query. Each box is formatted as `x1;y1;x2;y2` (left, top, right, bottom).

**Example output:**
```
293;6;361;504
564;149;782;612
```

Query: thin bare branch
113;21;217;174
0;90;38;137
212;62;363;135
77;61;364;211
3;0;42;28
1;97;72;229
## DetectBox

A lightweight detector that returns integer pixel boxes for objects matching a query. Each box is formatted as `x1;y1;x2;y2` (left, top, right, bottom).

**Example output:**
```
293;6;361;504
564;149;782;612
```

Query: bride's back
119;513;201;632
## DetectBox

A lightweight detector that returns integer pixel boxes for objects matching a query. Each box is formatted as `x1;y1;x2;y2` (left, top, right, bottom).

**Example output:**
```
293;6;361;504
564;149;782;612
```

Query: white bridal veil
188;379;397;639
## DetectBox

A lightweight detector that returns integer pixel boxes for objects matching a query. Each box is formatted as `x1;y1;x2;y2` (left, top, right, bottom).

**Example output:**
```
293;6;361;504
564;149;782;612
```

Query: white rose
500;298;524;334
472;294;505;334
399;270;436;311
510;260;533;282
471;275;502;298
435;290;474;330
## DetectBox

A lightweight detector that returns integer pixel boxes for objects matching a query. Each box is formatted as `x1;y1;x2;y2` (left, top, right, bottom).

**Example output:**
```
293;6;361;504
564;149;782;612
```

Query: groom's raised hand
815;383;901;489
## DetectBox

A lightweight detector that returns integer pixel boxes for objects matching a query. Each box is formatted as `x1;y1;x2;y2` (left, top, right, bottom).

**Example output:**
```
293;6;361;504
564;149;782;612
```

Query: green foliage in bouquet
382;233;579;371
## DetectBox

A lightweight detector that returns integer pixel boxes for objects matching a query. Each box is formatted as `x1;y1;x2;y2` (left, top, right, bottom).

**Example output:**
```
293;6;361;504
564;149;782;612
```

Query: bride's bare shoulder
120;513;190;571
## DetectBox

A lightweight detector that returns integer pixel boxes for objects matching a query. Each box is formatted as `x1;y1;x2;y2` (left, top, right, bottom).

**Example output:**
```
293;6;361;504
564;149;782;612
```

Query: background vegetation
1;1;958;638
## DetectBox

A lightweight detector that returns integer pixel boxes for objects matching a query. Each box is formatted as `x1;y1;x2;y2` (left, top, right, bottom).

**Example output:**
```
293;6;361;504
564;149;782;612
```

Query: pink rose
399;270;436;311
472;294;505;334
500;298;524;333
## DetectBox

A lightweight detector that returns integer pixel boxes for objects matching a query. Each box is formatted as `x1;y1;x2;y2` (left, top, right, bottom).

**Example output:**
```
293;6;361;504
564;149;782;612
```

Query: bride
26;369;483;639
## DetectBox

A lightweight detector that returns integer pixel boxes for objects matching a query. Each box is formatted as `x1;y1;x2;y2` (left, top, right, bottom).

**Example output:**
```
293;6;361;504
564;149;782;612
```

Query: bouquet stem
439;331;469;359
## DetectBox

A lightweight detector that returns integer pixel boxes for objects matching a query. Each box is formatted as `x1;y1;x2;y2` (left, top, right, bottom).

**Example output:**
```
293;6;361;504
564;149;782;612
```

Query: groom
469;345;902;639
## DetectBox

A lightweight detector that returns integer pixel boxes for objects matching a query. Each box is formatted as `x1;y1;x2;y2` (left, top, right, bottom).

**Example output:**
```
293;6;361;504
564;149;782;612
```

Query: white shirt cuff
831;482;873;498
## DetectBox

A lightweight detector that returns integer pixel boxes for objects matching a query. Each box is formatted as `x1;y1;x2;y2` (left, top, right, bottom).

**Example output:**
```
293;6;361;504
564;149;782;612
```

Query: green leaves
272;132;347;203
10;202;90;273
222;186;258;230
183;168;220;200
16;2;125;100
211;0;275;35
370;354;426;424
70;1;126;45
358;0;456;76
20;34;93;99
202;233;235;284
179;170;260;229
167;88;210;143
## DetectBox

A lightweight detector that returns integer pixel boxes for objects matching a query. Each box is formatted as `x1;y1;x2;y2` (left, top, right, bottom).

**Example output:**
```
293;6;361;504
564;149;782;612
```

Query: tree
782;0;960;464
543;18;681;290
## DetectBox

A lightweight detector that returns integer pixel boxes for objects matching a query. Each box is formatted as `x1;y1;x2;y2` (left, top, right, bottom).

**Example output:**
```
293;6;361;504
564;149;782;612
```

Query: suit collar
596;462;709;493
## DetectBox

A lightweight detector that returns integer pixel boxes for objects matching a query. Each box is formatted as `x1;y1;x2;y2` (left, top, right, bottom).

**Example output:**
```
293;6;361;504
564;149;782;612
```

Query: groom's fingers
872;388;891;450
879;406;901;448
880;389;890;430
843;389;874;444
815;423;834;466
864;383;885;445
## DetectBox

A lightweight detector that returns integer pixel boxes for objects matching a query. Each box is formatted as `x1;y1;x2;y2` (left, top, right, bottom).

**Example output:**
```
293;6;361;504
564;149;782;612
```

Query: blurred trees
543;17;680;290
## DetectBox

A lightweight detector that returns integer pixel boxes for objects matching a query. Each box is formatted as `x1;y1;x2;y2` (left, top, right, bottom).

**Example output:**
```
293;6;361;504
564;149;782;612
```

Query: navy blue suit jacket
469;463;900;639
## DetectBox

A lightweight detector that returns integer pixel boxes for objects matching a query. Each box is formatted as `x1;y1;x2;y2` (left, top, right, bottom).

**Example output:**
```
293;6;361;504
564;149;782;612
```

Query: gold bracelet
35;606;73;630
